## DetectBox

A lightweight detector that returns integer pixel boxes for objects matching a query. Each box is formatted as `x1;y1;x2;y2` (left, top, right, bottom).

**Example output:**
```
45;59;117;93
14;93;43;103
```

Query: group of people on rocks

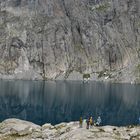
79;116;140;128
79;116;102;129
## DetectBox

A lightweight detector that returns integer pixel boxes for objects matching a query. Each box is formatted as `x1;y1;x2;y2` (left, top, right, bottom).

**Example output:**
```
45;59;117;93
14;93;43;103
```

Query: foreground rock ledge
0;119;140;140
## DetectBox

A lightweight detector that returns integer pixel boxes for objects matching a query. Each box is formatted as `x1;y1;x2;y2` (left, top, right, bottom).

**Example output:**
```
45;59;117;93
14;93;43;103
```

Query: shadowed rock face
0;0;140;82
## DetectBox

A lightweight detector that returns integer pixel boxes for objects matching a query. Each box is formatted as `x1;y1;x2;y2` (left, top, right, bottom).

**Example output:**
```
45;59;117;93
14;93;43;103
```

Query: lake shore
0;119;140;140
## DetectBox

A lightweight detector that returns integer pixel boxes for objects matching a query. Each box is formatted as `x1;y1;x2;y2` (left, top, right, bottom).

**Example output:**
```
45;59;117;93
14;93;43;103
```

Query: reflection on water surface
0;80;140;126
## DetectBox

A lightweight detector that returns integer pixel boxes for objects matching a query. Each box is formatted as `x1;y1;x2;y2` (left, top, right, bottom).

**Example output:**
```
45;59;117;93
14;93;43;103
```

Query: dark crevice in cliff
61;0;70;18
41;38;45;79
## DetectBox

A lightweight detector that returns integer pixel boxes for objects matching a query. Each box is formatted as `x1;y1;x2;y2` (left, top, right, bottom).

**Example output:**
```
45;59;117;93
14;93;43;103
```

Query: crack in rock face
0;0;140;82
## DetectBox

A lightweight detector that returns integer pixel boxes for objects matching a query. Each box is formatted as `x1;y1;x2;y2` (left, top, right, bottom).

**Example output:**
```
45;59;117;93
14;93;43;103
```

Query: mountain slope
0;0;140;82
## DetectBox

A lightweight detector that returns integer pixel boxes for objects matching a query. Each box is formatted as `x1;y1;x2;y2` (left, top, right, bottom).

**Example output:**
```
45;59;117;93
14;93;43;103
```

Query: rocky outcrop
0;0;140;82
0;119;140;140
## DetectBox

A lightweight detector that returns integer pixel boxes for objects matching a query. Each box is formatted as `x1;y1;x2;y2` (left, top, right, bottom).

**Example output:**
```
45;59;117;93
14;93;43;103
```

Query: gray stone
42;123;53;131
0;0;139;83
100;126;116;133
0;119;140;140
129;128;138;137
0;118;41;136
55;123;67;130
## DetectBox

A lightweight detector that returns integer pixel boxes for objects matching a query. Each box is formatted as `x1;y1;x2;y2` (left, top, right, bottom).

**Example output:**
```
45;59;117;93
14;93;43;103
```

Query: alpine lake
0;80;140;126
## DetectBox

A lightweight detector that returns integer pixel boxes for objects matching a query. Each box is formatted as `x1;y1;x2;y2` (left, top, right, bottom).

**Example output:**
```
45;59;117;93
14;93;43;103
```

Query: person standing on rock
86;118;90;129
139;117;140;125
79;117;83;128
96;116;102;126
89;117;93;128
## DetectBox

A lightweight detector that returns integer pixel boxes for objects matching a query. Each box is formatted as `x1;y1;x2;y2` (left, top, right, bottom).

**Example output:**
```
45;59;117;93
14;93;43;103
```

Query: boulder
0;119;140;140
42;123;53;131
0;118;41;136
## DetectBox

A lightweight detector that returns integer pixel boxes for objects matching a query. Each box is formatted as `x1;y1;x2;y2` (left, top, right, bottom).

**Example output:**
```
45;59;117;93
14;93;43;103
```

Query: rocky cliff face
0;0;140;82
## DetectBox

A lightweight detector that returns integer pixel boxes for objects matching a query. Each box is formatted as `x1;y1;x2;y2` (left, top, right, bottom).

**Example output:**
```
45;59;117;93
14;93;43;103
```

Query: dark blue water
0;80;140;126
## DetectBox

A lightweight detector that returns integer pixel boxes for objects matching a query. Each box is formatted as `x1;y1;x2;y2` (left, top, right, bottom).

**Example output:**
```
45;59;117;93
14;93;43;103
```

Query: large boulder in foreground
0;119;42;140
0;118;140;140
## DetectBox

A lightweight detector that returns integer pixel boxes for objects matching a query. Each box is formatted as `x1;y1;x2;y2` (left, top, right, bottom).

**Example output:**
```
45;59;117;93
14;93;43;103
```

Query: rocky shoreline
0;119;140;140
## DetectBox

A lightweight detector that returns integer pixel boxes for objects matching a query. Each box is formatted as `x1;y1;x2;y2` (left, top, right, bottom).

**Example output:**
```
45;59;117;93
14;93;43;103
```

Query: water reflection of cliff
0;81;140;126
